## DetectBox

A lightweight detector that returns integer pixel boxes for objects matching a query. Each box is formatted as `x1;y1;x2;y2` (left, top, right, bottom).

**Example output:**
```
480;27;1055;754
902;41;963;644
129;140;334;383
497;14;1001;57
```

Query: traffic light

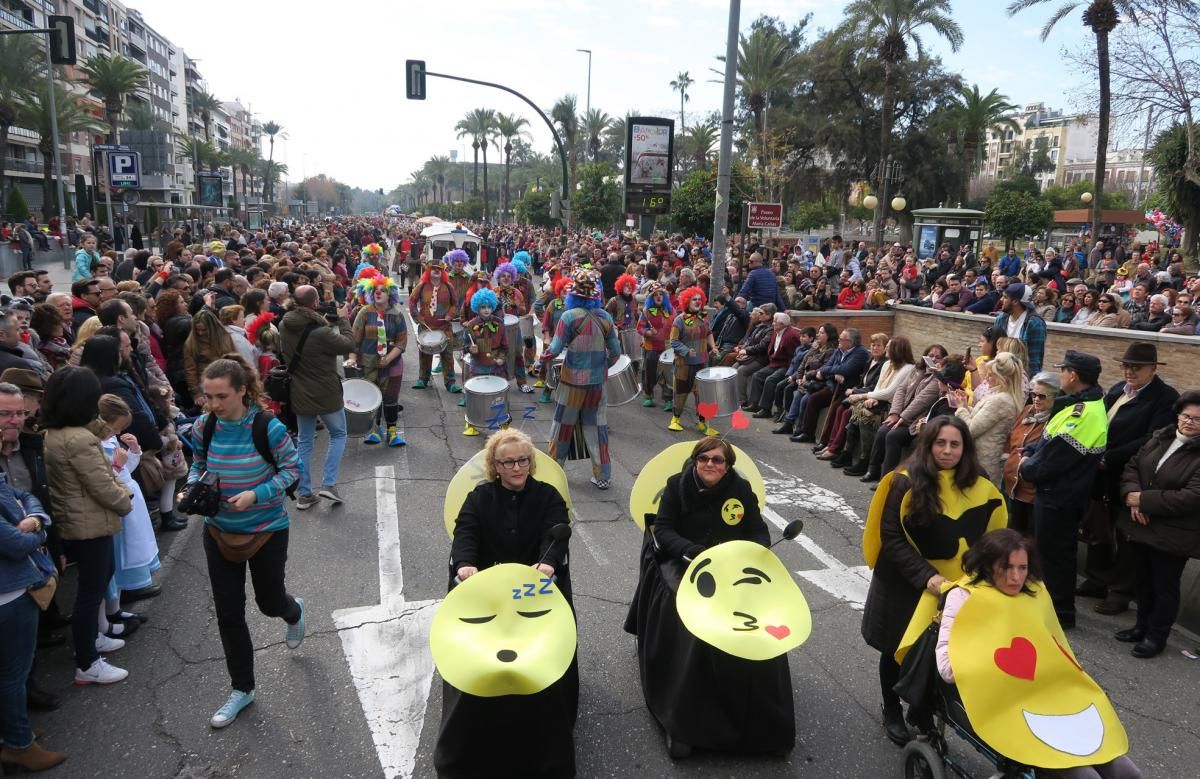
48;16;76;66
406;60;426;100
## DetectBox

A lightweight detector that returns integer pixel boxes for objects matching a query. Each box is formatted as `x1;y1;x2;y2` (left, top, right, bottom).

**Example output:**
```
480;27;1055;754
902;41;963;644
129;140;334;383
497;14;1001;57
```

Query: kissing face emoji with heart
720;498;745;526
948;582;1129;769
430;563;577;697
676;540;811;661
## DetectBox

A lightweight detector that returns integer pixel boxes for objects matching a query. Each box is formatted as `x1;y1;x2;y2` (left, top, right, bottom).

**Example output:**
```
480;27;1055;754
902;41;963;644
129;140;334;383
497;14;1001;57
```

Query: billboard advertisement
625;117;674;189
197;174;224;207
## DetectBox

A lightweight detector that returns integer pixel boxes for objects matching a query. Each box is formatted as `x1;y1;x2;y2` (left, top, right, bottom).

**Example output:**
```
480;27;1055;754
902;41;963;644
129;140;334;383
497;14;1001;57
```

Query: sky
131;0;1092;193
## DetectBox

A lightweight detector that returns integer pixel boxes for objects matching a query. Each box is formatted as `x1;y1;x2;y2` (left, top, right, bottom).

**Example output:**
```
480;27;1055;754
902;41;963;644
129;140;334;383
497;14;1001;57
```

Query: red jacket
766;326;804;369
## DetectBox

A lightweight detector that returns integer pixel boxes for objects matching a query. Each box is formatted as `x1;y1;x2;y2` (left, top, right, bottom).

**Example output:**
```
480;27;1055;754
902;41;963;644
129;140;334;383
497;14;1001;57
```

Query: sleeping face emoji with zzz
675;540;811;661
430;564;577;697
948;582;1129;769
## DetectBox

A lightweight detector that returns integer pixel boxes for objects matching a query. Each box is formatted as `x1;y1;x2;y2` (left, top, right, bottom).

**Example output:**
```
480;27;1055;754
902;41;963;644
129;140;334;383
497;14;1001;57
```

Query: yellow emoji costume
948;582;1129;770
623;450;796;756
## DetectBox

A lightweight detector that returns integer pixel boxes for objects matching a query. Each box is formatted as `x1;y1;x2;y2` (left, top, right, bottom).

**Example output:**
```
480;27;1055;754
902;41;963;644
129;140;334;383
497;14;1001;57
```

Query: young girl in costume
460;288;508;436
637;283;674;409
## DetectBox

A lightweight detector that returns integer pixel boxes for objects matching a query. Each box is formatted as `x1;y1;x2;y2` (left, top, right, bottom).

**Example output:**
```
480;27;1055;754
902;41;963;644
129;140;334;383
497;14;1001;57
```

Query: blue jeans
785;390;811;424
0;594;38;749
296;409;348;496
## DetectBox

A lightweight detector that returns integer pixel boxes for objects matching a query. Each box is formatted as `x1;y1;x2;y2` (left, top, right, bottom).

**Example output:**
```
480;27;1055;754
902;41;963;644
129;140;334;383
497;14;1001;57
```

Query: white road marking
333;460;440;779
567;506;609;567
757;463;873;611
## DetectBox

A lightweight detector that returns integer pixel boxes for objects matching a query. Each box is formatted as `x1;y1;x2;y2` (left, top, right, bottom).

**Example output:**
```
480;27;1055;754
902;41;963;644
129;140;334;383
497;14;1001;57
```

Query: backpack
201;410;299;500
263;320;317;403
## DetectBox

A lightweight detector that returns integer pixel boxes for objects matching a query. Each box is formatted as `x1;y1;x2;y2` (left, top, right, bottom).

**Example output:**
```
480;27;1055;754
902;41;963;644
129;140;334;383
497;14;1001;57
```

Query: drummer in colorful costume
460;288;508;437
637;283;673;410
493;262;534;394
511;253;540;392
545;269;621;490
352;274;407;446
442;249;474;380
408;257;462;392
537;276;572;405
668;286;719;435
606;273;640;335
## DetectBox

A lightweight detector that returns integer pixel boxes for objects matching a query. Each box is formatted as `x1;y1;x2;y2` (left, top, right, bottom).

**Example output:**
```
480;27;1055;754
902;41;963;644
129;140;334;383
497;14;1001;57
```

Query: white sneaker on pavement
75;658;129;685
95;634;125;653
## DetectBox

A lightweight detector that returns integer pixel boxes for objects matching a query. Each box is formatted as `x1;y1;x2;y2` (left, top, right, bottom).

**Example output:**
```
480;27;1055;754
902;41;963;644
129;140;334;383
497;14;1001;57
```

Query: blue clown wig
494;262;518;284
511;257;529;276
470;287;499;314
445;248;470;266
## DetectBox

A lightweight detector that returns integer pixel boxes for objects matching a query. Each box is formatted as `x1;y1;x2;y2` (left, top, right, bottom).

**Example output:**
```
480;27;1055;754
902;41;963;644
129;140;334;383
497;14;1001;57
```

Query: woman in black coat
436;429;575;779
155;289;194;409
624;436;793;759
1116;390;1200;659
79;333;163;452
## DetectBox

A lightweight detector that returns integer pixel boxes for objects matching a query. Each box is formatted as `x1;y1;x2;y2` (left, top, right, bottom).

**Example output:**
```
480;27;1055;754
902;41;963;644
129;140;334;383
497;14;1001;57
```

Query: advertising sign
625;117;674;189
197;173;224;207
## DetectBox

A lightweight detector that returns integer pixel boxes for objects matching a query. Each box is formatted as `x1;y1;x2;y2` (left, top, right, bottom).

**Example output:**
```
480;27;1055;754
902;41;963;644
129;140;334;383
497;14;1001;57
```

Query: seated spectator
1033;286;1058;322
1086;293;1122;328
963;281;998;315
1130;294;1171;332
933;275;971;311
1072;290;1097;325
1160;303;1199;336
1055;291;1077;323
836;280;866;310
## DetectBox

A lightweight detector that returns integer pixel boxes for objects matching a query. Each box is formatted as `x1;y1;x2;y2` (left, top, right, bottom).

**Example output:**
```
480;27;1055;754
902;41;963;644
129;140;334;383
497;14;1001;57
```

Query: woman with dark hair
625;436;792;759
42;366;134;686
183;355;303;729
80;334;164;454
156;289;193;408
240;288;268;318
861;416;1006;747
1115;390;1200;659
837;336;916;474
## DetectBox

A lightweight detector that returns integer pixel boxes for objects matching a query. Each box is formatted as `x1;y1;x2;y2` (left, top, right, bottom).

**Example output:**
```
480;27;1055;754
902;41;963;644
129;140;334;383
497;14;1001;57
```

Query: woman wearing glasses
1114;391;1200;659
624;436;793;759
437;429;576;778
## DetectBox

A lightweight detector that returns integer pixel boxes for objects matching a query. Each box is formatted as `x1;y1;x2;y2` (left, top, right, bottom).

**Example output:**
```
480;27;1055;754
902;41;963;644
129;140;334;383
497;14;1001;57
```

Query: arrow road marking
333;462;440;779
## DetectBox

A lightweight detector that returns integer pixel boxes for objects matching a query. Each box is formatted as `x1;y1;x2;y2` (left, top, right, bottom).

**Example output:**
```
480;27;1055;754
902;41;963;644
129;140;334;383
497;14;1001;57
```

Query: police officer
1018;350;1108;628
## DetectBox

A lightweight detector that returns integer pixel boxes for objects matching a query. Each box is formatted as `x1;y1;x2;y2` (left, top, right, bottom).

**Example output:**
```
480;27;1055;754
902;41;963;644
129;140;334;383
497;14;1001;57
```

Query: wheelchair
902;680;1036;779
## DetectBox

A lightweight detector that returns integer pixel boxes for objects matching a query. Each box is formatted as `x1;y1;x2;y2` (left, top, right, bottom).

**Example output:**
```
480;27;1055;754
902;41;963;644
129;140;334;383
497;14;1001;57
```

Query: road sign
746;202;784;229
48;15;76;65
94;144;131;152
107;151;140;188
406;60;426;100
120;189;140;206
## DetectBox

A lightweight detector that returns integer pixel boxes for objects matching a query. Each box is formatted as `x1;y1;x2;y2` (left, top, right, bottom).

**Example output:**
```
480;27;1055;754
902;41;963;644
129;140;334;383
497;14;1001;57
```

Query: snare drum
417;328;449;355
503;314;521;375
696;366;739;417
343;379;384;436
605;354;641;405
464;375;510;428
619;329;644;361
546;350;567;390
451;321;466;350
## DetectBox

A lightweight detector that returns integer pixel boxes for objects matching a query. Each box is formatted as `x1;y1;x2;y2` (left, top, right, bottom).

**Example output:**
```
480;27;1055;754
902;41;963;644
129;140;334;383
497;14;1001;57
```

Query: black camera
178;471;221;518
318;301;339;322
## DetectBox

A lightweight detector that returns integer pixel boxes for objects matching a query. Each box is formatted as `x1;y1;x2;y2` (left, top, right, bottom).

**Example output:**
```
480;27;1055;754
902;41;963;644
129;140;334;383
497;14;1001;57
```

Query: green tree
122;100;159;132
79;54;148;144
1007;0;1152;244
573;162;622;228
260;120;285;202
423;155;453;203
985;190;1054;246
840;0;963;233
18;80;105;219
513;187;559;228
1001;137;1056;179
4;185;29;222
0;35;44;201
550;95;581;195
455;108;495;200
683;123;719;170
494;112;530;217
950;84;1019;204
1042;179;1127;210
582;108;611;163
670;167;751;236
449;197;485;221
669;71;693;134
1148;123;1200;257
736;26;805;195
789;201;838;231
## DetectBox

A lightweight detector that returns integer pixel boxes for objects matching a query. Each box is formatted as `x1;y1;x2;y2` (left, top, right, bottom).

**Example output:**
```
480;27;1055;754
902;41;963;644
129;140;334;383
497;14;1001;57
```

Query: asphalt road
26;265;1200;778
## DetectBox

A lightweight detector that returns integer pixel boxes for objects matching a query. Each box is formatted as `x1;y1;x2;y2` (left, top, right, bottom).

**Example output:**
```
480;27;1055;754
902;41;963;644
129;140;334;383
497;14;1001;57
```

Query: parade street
27;320;1200;779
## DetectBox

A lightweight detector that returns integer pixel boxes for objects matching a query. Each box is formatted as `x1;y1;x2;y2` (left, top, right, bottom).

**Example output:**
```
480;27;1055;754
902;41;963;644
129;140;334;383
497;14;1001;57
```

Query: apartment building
977;103;1100;191
1062;147;1158;207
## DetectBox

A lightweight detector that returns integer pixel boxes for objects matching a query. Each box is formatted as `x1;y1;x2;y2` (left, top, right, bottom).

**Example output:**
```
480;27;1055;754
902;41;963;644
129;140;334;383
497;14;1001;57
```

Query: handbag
136;451;166;493
894;589;953;715
27;548;58;611
264;321;318;402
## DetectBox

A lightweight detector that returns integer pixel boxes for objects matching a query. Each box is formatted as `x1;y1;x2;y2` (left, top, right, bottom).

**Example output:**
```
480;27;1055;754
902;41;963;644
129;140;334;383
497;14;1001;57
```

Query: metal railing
0;7;33;30
3;158;45;174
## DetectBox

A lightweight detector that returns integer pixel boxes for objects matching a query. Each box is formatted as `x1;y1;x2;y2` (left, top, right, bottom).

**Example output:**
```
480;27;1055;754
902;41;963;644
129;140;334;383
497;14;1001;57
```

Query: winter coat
279;307;356;416
42;419;133;540
652;466;768;561
1096;376;1179;501
1002;405;1050;504
1119;426;1200;559
449;477;570;579
955;391;1020;486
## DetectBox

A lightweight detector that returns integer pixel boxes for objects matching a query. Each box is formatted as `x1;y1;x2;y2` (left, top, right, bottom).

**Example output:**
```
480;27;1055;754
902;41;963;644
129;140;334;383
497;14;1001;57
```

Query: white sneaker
75;657;128;685
95;634;125;653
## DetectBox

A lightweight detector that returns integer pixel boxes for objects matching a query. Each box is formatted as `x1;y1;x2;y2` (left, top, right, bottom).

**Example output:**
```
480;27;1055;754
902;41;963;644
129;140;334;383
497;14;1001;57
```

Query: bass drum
343;379;383;437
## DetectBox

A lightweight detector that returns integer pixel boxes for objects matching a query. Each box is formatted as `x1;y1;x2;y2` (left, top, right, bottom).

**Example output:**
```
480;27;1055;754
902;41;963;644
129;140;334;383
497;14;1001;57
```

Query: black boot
843;461;868;477
26;680;60;712
882;703;910;746
829;452;852;468
771;421;794;435
160;511;187;532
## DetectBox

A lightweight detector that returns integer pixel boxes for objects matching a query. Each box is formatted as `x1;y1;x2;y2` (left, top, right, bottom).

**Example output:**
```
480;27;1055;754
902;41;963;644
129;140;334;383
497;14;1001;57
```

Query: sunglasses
1030;392;1051;400
695;454;727;466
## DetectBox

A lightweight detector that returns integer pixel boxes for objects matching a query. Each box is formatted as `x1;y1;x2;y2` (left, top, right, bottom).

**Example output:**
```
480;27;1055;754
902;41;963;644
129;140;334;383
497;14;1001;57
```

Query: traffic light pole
44;38;67;240
421;69;571;228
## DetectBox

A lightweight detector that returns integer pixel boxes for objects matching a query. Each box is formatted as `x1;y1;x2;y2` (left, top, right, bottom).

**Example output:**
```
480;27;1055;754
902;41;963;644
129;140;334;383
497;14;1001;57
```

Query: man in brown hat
0;368;42;431
1079;342;1179;615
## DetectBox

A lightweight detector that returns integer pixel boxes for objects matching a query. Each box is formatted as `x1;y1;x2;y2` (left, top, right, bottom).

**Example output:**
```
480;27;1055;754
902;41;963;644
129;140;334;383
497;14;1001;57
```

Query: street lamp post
1081;191;1094;241
576;49;592;117
868;156;904;247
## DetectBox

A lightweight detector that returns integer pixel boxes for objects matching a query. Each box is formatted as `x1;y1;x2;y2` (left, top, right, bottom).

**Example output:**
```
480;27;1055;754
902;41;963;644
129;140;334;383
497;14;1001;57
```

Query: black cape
434;478;578;778
622;528;795;754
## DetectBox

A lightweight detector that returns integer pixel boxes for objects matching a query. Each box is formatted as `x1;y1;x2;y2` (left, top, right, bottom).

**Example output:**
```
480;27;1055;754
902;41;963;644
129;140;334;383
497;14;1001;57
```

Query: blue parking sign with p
108;152;140;188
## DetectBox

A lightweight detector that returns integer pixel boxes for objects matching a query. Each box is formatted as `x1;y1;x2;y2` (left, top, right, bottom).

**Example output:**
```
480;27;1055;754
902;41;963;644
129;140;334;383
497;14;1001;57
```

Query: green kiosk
911;206;985;259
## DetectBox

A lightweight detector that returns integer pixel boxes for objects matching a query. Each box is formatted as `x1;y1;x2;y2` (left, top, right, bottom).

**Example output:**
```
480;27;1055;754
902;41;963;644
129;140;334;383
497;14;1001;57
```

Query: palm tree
602;115;628;165
551;95;581;194
669;71;694;133
122;100;158;132
735;26;805;194
239;147;263;203
187;89;221;144
423;156;453;203
840;0;963;234
261;120;285;202
259;159;288;204
582;108;612;162
79;53;148;144
1007;0;1145;242
478;111;498;220
0;35;45;201
18;81;105;218
227;147;258;208
455;108;495;198
685;123;719;169
494;112;530;217
950;85;1019;203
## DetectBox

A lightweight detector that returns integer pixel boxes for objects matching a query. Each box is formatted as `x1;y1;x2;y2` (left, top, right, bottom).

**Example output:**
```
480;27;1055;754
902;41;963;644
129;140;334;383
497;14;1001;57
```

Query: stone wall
787;309;894;339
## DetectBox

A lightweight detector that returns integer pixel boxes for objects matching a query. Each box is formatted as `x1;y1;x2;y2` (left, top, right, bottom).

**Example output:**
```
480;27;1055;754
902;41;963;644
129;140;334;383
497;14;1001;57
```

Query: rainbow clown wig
564;269;602;310
363;243;383;258
356;274;401;307
677;285;707;312
445;248;471;267
470;287;499;315
494;262;518;285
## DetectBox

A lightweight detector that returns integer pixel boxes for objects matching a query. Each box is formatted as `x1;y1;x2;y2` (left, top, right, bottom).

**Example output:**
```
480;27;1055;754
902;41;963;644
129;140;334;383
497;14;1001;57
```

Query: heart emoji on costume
697;402;719;419
765;625;790;640
730;410;749;429
995;636;1037;681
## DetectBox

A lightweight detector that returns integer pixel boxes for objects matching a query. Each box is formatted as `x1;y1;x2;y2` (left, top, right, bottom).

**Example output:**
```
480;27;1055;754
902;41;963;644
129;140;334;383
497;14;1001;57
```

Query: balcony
0;7;33;30
83;0;100;12
4;158;44;175
85;25;106;44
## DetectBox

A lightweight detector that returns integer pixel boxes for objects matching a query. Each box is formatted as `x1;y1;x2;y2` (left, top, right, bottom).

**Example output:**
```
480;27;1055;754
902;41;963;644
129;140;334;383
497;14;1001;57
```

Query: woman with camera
182;355;303;730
